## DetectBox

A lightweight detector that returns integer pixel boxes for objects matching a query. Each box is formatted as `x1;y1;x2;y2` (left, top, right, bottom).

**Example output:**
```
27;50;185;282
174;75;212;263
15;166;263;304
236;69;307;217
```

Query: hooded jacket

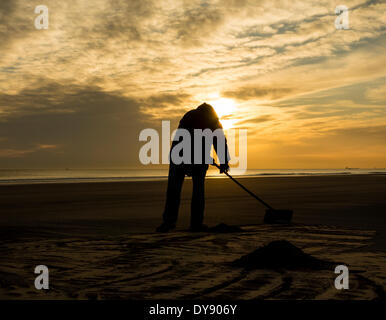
170;103;230;172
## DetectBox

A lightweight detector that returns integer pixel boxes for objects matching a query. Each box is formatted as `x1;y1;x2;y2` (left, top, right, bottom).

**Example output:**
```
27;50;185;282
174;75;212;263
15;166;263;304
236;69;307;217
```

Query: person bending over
156;103;230;232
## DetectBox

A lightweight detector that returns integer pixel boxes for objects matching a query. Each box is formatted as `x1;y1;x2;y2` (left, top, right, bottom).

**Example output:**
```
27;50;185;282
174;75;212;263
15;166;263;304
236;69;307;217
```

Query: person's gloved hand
219;163;230;174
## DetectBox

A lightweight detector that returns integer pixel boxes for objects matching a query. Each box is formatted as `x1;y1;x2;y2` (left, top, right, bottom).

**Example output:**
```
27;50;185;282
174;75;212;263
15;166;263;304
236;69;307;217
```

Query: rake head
264;209;293;224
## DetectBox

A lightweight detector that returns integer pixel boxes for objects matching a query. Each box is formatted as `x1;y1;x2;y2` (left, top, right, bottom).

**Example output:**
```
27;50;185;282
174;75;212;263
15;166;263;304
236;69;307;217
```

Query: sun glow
219;119;237;130
209;97;236;118
207;96;237;129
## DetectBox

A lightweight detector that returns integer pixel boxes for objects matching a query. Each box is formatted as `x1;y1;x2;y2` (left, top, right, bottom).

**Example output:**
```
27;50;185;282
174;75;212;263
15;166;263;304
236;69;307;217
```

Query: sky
0;0;385;169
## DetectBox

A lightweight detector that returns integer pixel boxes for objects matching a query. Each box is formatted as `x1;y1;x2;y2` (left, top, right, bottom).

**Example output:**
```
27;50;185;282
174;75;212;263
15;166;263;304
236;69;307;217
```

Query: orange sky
0;0;385;169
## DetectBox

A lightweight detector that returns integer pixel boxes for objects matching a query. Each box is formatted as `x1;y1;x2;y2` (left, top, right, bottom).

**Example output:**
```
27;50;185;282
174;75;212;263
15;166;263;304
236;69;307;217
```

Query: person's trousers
162;164;207;228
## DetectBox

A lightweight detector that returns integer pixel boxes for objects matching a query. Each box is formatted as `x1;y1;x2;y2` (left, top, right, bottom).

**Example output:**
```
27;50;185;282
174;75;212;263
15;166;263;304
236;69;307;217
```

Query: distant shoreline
1;170;386;185
2;171;386;186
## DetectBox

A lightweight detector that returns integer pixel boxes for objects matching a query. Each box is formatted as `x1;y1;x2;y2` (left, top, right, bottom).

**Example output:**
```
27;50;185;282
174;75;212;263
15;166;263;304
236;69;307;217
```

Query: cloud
37;144;57;149
0;148;35;158
139;92;193;120
247;122;386;168
0;0;385;168
0;83;148;167
173;3;225;46
81;0;156;43
223;86;293;101
0;0;35;51
366;83;386;102
325;124;386;145
242;114;275;123
0;144;58;158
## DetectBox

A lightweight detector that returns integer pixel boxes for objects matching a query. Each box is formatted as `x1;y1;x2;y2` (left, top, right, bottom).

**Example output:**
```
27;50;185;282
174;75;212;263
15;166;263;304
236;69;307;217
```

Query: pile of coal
233;240;334;270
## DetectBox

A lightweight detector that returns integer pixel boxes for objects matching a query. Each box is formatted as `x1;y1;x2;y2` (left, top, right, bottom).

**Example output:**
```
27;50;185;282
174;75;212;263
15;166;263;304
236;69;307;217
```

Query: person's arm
212;121;230;173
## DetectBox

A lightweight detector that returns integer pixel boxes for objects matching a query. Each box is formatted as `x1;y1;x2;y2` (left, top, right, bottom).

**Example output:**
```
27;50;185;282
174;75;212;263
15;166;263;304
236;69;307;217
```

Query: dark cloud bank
0;83;187;168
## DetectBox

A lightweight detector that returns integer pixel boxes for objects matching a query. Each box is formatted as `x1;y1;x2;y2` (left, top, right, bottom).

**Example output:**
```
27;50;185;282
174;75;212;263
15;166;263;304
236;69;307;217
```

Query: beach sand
0;175;385;299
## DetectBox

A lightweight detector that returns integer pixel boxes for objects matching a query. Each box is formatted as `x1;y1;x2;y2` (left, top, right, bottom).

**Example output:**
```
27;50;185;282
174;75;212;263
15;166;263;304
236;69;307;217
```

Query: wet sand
0;175;385;299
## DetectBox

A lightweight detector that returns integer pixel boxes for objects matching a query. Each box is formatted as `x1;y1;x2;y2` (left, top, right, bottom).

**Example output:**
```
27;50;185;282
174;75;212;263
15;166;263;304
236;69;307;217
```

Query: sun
207;97;236;129
209;97;236;118
219;119;237;130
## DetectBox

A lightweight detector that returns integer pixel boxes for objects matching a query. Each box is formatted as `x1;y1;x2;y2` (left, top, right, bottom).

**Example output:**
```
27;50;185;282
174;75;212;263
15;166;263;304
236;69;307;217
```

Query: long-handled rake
212;163;293;224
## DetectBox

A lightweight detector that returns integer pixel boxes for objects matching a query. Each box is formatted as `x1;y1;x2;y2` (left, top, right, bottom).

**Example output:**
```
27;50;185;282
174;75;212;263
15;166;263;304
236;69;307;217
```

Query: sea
0;168;385;185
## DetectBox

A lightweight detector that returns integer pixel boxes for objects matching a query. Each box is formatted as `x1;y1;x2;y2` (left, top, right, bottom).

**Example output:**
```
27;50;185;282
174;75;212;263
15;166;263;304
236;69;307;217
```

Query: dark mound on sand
233;240;334;270
208;223;243;233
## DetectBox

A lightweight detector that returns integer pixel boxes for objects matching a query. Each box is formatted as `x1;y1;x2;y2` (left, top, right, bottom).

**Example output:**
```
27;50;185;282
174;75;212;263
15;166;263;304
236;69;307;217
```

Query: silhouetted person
156;103;230;232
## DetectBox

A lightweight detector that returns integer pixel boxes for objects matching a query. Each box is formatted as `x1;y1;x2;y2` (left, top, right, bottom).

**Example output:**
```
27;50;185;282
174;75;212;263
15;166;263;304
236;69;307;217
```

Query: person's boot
156;222;176;233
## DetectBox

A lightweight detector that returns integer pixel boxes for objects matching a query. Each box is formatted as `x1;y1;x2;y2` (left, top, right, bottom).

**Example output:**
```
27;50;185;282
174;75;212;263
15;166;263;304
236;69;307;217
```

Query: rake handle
212;163;274;210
